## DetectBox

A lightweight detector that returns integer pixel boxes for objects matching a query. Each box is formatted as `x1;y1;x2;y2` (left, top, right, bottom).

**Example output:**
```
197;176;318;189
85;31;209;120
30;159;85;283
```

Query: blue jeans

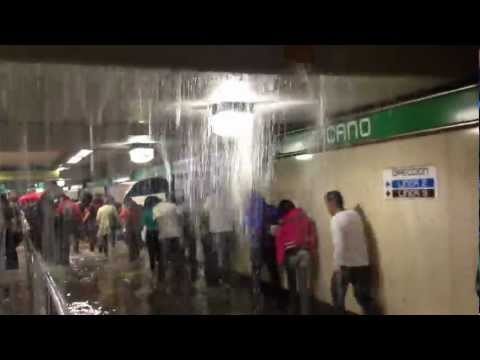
284;248;311;314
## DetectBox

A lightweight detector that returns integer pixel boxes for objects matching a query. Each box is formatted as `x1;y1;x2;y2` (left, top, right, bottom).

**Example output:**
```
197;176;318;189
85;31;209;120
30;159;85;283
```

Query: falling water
0;61;317;255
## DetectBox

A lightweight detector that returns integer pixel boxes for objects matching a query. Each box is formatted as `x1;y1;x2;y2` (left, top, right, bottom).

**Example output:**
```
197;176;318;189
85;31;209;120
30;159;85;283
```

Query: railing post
25;236;69;315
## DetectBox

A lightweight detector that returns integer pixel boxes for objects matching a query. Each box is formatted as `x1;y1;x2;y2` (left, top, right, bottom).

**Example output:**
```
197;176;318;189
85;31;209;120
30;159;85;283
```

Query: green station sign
278;85;479;157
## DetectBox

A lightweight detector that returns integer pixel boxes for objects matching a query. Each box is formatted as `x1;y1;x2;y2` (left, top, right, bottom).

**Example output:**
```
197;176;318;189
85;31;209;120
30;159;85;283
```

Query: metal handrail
25;236;69;315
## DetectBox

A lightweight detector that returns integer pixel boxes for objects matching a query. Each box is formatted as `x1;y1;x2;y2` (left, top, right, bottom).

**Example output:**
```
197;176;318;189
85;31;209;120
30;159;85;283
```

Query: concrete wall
233;127;479;314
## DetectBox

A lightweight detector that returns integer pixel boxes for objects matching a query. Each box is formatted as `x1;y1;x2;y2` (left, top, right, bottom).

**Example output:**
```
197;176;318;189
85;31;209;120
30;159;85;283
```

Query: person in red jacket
275;199;317;314
56;194;82;265
120;197;143;262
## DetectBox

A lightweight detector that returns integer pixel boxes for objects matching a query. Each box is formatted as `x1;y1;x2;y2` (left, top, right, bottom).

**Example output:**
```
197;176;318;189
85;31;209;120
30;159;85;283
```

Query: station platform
2;239;342;315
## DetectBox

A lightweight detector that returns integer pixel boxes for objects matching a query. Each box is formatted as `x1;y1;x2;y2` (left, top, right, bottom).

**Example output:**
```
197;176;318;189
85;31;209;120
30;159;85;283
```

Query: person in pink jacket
275;199;317;314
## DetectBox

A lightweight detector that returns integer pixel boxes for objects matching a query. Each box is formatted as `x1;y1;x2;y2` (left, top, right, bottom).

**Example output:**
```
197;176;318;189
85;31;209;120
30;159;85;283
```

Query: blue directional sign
383;166;438;199
392;178;435;189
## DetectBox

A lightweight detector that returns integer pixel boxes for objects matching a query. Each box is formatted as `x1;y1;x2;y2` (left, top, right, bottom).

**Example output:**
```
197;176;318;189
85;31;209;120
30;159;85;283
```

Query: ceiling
0;151;60;169
0;46;477;184
0;46;476;77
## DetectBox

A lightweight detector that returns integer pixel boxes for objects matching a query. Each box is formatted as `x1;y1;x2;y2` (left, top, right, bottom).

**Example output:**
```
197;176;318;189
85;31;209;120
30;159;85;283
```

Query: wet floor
2;239;338;315
55;240;291;315
0;246;33;315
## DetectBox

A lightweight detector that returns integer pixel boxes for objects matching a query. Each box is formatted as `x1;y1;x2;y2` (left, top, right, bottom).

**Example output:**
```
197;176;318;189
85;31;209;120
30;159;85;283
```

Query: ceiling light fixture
295;153;314;161
209;102;255;138
208;79;257;138
113;177;130;183
129;147;154;164
56;165;69;172
66;149;93;165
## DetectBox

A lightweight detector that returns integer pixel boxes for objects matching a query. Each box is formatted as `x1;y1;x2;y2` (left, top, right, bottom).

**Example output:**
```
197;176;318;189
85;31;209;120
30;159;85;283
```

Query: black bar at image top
392;189;435;198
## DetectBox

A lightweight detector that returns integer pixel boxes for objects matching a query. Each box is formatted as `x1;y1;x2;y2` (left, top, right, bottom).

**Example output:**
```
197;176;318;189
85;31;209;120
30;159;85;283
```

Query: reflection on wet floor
61;240;286;315
0;246;32;315
1;239;339;315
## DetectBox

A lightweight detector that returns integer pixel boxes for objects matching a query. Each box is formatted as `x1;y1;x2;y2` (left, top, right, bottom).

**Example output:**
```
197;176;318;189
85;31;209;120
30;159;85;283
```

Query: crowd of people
1;182;381;315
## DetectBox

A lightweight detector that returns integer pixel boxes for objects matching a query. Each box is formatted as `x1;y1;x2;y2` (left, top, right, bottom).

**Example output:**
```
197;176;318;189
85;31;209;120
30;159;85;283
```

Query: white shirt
96;204;120;237
330;209;369;268
203;192;235;233
153;202;181;240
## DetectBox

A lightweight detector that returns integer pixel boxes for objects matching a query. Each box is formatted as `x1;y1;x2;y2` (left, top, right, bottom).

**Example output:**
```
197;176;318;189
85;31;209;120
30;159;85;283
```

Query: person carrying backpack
275;199;317;314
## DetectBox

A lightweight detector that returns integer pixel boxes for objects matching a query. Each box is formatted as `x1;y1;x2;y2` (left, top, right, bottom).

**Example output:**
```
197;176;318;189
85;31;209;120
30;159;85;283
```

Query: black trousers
30;227;42;251
251;245;281;295
125;228;141;262
184;230;198;281
59;231;72;266
202;232;234;286
184;226;197;266
98;233;112;257
5;230;19;270
331;265;377;315
86;228;96;252
146;230;160;272
146;232;182;280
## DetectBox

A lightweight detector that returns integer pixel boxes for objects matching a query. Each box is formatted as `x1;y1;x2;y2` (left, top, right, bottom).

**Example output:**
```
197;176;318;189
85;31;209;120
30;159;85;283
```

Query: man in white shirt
96;197;121;257
152;198;183;280
203;189;236;289
325;191;377;315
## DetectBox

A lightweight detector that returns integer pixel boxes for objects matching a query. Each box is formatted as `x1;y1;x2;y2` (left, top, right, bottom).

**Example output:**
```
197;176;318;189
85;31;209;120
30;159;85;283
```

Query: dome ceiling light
129;145;154;164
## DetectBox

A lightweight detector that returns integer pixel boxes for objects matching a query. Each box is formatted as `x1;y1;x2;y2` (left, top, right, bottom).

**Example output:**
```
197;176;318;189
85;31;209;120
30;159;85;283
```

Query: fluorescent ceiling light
56;165;69;172
129;148;154;164
66;149;93;164
295;153;314;161
207;79;259;138
127;135;155;144
288;141;305;153
113;177;130;183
